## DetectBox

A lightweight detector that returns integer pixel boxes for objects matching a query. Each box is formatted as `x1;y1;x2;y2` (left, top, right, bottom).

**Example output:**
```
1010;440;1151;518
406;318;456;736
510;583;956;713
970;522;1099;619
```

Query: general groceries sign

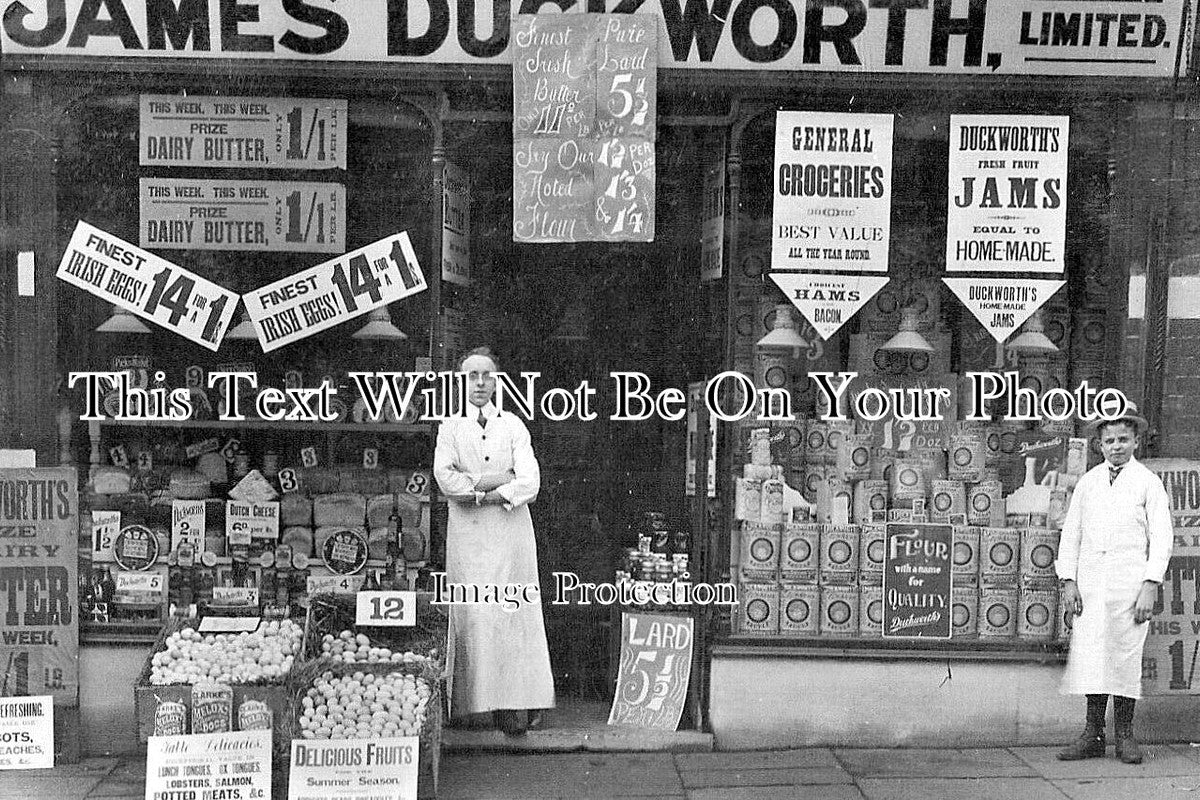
0;0;1187;76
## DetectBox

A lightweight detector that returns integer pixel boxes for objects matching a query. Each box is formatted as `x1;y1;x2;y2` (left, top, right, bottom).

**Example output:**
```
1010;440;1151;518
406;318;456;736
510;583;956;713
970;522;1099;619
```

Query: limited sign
608;612;693;730
139;178;345;253
140;95;346;169
242;231;428;352
57;221;239;351
883;523;953;639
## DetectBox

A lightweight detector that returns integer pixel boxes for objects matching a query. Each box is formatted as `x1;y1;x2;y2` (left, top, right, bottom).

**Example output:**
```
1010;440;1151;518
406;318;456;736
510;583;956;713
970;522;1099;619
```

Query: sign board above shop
1;0;1188;77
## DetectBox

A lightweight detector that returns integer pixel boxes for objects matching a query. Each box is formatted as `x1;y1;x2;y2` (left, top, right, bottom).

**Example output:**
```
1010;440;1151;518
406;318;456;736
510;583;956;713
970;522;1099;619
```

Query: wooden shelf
96;419;433;434
714;635;1067;664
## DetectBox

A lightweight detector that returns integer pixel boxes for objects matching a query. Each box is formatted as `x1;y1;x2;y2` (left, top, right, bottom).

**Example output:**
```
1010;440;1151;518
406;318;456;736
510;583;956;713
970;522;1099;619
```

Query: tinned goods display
819;525;859;584
779;584;820;635
191;682;233;733
952;526;980;586
152;698;188;736
853;480;889;524
859;582;883;637
951;585;979;638
1020;529;1060;584
980;527;1021;584
820;585;858;636
978;585;1019;639
739;582;779;636
740;523;781;581
859;524;886;578
780;523;820;584
930;480;966;523
967;480;1003;526
1018;585;1058;641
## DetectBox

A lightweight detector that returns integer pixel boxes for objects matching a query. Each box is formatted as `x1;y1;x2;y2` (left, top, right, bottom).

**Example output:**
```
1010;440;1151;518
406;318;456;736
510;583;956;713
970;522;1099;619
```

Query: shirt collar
1105;456;1137;470
476;402;499;420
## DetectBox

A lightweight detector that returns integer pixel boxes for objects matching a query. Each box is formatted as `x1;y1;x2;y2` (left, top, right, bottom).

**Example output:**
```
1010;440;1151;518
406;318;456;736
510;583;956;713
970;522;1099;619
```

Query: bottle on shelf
362;569;381;592
99;567;116;606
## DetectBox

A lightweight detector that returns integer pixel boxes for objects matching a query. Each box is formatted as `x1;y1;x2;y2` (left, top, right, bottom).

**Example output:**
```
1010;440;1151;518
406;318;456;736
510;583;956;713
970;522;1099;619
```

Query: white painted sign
307;574;366;596
242;232;427;352
442;161;471;286
115;571;163;593
355;591;418;627
946;115;1069;274
171;500;205;552
91;509;120;564
288;738;418;800
944;278;1066;342
139;178;345;253
772;112;893;273
0;696;53;770
57;221;238;351
225;501;279;543
145;730;271;800
770;274;891;340
212;586;260;607
140;95;347;169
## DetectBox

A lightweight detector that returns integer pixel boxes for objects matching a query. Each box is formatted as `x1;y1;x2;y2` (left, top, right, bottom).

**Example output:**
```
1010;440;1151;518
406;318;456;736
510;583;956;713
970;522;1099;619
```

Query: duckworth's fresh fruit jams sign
0;0;1188;76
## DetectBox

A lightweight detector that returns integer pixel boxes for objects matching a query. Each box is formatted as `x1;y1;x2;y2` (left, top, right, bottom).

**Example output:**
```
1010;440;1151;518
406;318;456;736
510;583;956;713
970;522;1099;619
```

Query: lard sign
609;612;693;730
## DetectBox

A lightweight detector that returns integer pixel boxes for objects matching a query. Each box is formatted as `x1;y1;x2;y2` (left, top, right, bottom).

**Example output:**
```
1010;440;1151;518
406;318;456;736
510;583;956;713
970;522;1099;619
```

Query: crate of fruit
133;615;305;751
287;657;442;799
301;592;448;667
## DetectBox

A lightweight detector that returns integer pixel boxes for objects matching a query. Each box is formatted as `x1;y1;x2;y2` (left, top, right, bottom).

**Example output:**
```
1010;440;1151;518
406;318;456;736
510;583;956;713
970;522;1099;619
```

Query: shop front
4;0;1200;770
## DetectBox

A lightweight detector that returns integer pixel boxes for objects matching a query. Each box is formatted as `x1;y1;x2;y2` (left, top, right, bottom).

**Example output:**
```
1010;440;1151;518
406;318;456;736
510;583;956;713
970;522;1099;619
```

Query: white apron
433;407;556;717
1056;458;1173;699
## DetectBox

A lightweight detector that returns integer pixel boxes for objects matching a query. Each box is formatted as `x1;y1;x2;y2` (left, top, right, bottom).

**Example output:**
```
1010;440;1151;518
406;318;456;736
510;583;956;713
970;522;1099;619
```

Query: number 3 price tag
355;591;417;627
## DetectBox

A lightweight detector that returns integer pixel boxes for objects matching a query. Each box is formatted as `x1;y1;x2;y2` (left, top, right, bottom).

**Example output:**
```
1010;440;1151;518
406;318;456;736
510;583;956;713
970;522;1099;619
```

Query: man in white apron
433;347;556;735
1055;403;1173;764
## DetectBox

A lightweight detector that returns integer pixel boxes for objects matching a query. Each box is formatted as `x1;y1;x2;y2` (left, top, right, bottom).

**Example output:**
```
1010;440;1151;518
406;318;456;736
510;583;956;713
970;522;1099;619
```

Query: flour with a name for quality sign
772;111;892;273
946;115;1069;274
57;221;238;350
243;232;427;352
139;178;344;253
139;95;347;169
883;523;953;639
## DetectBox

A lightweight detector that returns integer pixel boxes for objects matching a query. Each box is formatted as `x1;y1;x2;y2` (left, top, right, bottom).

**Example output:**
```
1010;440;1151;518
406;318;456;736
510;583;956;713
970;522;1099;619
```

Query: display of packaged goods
735;478;763;522
930;480;966;523
803;465;825;501
191;682;233;733
820;524;859;584
739;523;781;581
1066;438;1089;476
853;480;889;524
911;447;949;487
779;583;820;635
952;526;980;585
857;524;885;577
980;527;1021;583
739;582;779;636
838;433;873;482
978;585;1019;638
761;475;787;526
748;428;772;467
1018;585;1058;641
952;585;979;638
967;480;1004;526
806;422;830;464
754;349;791;393
1020;529;1060;585
825;421;854;464
237;698;273;731
947;432;985;483
869;447;897;482
890;459;926;505
820;585;858;636
780;523;821;584
772;418;806;475
859;582;883;637
823;473;852;525
152;697;188;736
983;424;1003;467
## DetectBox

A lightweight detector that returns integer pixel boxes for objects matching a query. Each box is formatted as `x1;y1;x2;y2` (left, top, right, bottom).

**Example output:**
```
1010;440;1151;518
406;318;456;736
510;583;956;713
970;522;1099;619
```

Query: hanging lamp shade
880;306;934;353
756;304;809;358
225;308;259;340
1006;309;1059;354
353;307;408;341
95;304;152;334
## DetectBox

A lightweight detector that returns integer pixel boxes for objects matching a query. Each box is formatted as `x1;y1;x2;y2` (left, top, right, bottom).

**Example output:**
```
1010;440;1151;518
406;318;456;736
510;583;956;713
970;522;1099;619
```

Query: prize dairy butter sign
0;1;1187;77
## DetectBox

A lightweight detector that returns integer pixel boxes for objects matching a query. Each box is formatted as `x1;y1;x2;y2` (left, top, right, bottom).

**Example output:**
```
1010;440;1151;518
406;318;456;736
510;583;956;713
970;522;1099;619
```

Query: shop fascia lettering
2;0;1181;74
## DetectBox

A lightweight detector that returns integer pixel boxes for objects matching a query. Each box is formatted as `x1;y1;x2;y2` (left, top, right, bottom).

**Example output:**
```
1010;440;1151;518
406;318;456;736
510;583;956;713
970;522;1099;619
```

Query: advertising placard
139;178;344;253
772;112;893;273
288;738;419;800
944;278;1067;342
91;509;120;564
0;469;78;705
442;161;471;286
242;231;428;352
685;382;717;498
225;501;279;542
883;523;953;639
1141;459;1200;694
608;613;693;730
594;136;654;241
700;156;725;281
512;14;595;139
512;138;595;243
171;500;205;552
0;696;53;769
355;591;418;627
769;274;891;340
140;95;346;169
946;115;1069;274
145;730;271;800
594;15;657;139
57;221;239;351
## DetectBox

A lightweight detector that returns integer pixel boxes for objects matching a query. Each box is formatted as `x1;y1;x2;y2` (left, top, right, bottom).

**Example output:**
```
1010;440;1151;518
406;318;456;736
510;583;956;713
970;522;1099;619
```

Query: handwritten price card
57;221;238;351
513;15;595;139
594;137;654;241
594;16;655;138
513;138;594;242
242;231;427;352
139;178;344;253
608;613;693;730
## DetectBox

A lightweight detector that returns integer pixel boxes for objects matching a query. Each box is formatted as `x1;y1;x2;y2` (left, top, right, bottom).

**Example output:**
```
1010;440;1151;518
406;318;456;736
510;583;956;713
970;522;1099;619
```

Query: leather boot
1113;696;1142;764
1056;727;1106;761
493;709;528;736
1114;729;1143;764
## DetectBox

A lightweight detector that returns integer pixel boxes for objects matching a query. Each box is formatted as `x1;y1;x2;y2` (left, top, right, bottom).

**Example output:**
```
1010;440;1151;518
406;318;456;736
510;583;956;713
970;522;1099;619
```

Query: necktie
477;410;487;430
1109;465;1123;485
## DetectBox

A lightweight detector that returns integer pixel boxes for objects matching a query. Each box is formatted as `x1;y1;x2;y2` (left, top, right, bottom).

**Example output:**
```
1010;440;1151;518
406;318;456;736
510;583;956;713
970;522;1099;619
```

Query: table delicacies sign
608;612;693;730
57;221;238;351
146;730;271;800
139;178;345;253
0;696;53;770
946;115;1069;275
772;111;892;273
243;231;427;352
140;95;346;169
883;523;953;639
288;738;418;800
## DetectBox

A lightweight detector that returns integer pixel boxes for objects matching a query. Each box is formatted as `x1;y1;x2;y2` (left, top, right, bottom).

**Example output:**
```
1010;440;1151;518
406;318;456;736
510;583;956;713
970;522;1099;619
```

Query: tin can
779;583;820;635
1018;585;1058;641
948;432;985;483
825;473;853;525
826;421;854;463
983;424;1003;467
952;585;979;638
238;699;273;731
749;428;772;467
780;523;820;583
1020;529;1059;584
806;422;829;464
820;585;859;636
853;480;889;525
739;582;779;636
761;478;786;526
859;524;886;577
967;480;1003;526
1066;438;1088;476
952;526;980;586
735;478;763;522
740;523;781;581
980;527;1021;583
754;350;791;395
153;698;188;736
891;459;926;505
978;585;1018;639
820;524;859;584
859;582;883;636
191;683;233;734
870;447;897;483
930;480;966;522
838;434;873;482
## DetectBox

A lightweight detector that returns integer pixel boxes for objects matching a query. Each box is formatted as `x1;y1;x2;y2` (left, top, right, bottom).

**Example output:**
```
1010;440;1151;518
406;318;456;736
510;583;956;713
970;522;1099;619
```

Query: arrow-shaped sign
769;273;890;340
943;278;1065;343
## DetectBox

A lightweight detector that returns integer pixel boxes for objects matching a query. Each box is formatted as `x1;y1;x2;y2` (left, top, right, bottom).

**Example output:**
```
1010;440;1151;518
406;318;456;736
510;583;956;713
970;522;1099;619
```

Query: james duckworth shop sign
0;0;1188;77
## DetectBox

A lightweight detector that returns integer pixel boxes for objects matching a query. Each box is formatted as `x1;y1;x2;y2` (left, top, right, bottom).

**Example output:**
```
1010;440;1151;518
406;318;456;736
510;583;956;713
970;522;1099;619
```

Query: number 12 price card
57;221;239;351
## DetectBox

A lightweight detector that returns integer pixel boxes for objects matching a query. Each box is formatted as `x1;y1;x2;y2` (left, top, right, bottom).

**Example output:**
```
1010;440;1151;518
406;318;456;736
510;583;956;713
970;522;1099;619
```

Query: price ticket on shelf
140;95;347;170
57;221;239;351
226;501;279;543
356;591;417;627
243;231;427;353
139;178;344;253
